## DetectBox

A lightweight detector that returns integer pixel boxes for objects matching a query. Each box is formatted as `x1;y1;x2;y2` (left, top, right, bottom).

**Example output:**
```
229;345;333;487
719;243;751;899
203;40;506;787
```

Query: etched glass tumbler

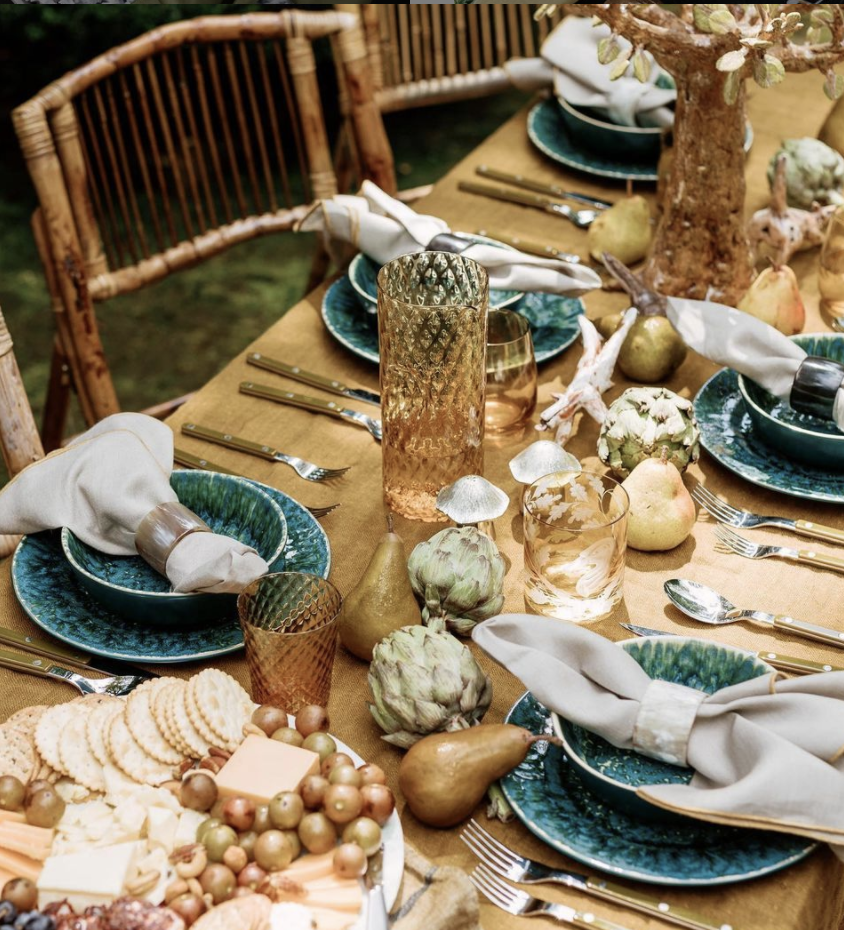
237;572;342;714
523;470;629;623
377;252;489;522
485;309;537;433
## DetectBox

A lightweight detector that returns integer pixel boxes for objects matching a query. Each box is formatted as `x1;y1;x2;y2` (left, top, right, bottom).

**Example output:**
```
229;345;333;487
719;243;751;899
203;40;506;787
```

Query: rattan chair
0;305;45;557
13;10;395;450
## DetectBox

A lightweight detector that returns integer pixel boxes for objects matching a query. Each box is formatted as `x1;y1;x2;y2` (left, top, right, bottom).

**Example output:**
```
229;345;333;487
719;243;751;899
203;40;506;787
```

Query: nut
222;845;248;874
164;879;190;904
241;723;267;739
125;869;161;897
173;844;208;879
161;780;182;800
177;759;194;777
198;757;223;775
202;893;214;910
186;878;203;898
208;747;232;761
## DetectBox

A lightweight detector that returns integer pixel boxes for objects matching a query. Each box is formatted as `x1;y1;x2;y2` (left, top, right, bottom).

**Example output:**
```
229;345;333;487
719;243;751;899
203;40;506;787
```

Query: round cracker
172;686;210;759
163;686;194;758
34;704;78;775
185;676;221;748
6;705;47;736
60;710;105;793
126;680;183;766
108;711;174;786
0;725;37;783
153;682;190;756
87;702;124;768
193;669;252;751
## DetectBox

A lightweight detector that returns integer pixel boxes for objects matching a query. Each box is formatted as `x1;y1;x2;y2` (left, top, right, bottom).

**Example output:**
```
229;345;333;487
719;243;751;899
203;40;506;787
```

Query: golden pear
588;196;653;266
339;515;421;661
621;453;695;552
819;94;844;158
594;312;686;383
737;264;805;336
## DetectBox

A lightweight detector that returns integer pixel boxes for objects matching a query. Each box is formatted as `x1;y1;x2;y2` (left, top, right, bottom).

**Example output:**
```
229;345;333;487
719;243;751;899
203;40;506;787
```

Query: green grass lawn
0;89;526;438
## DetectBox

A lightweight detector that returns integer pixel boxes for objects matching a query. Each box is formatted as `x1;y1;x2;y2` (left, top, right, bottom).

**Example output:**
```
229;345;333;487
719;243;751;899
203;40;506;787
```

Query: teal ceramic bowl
552;636;772;823
556;96;665;163
61;471;287;628
737;334;844;471
348;233;524;314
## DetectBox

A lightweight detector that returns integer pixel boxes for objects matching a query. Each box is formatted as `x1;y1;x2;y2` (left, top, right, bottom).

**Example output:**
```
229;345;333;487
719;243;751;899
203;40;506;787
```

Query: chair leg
41;337;72;453
305;239;333;295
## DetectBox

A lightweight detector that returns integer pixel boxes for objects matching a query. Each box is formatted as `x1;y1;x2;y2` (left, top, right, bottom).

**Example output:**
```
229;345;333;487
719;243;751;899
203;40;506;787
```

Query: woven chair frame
13;10;395;444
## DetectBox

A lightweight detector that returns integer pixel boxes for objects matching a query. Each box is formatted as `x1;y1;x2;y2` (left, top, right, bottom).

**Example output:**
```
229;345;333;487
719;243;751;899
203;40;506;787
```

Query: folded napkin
296;180;601;298
664;296;844;428
506;17;676;128
474;615;844;855
0;413;268;594
392;845;480;930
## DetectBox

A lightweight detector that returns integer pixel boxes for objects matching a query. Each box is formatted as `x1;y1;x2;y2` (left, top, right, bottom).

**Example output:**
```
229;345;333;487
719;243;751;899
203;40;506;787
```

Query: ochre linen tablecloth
3;70;844;930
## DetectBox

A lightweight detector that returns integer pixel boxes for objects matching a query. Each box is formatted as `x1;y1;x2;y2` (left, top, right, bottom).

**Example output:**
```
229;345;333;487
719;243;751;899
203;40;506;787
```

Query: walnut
104;898;185;930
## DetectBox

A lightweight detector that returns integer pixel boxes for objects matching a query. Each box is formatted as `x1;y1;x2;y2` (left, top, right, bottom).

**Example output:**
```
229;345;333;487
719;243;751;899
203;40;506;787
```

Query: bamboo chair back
0;304;45;556
13;11;394;433
347;3;566;112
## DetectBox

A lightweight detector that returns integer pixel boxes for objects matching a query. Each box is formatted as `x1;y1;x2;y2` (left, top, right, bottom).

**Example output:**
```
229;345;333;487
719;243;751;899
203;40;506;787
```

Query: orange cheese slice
0;810;26;825
0;834;52;861
283;851;335;882
0;848;42;882
309;907;357;930
270;877;362;912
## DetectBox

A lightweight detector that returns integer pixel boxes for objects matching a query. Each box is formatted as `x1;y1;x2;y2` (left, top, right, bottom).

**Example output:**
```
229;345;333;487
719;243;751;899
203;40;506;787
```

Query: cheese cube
147;807;178;853
38;841;145;911
214;736;319;804
135;847;173;906
173;809;207;849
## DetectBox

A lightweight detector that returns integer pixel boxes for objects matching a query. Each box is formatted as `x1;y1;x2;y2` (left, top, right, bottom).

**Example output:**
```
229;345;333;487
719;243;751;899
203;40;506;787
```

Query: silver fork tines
277;455;350;482
307;504;340;518
714;525;779;559
692;486;793;531
461;819;546;884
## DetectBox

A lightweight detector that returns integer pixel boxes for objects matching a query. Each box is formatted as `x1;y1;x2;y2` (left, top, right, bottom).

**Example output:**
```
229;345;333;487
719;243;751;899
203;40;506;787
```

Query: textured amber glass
523;470;629;623
377;251;489;522
820;205;844;332
237;572;342;714
486;309;537;434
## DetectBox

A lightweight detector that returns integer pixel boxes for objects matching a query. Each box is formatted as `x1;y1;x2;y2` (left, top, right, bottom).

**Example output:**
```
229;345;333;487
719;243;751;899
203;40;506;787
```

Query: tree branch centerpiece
521;4;844;303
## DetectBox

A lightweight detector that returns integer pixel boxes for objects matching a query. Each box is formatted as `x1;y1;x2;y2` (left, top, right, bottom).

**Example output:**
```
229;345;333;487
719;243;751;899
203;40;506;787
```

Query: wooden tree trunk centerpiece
531;4;844;304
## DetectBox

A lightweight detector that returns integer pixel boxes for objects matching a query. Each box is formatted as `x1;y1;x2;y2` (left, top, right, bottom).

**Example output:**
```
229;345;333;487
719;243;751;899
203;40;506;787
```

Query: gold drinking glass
523;470;629;623
485;309;537;433
378;251;489;522
237;572;342;714
819;205;844;332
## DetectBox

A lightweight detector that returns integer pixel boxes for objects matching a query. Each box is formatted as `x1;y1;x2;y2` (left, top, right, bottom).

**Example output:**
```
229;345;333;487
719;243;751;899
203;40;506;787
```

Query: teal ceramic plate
321;274;584;366
694;367;844;504
528;98;753;183
502;692;817;886
555;637;771;823
348;233;523;312
11;481;330;664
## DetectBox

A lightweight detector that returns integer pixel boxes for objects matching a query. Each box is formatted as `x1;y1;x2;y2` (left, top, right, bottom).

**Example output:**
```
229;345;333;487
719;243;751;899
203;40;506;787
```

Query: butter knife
619;623;843;674
476;229;581;264
0;626;156;679
458;181;597;228
174;448;238;476
476;165;613;209
246;353;380;407
364;848;389;930
239;382;382;442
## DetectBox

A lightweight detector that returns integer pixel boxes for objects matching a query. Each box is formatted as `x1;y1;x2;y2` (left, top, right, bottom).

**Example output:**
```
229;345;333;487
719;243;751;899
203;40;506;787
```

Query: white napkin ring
632;679;706;767
135;502;212;576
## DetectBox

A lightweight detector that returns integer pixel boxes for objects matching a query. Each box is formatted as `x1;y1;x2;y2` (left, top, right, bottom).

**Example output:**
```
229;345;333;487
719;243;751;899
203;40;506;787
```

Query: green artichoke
408;526;506;636
598;386;700;479
367;625;493;748
767;139;844;210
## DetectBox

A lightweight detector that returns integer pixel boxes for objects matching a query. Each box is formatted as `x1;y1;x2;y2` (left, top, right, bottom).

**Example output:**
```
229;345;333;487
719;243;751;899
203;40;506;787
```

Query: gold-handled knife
476;229;581;264
476;165;613;209
619;623;844;674
246;353;380;407
458;181;597;228
174;448;238;475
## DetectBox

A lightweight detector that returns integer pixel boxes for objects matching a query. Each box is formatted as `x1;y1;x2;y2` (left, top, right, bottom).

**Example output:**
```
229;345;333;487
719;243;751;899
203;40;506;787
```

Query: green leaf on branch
716;49;748;72
811;8;834;26
752;53;785;89
694;4;738;35
632;49;651;83
608;49;632;81
723;69;742;105
740;36;773;49
825;71;844;101
597;36;621;65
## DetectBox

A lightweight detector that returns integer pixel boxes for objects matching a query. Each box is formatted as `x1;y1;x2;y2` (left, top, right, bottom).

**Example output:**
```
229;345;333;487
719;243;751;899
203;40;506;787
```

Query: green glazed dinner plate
502;691;816;886
11;480;330;664
321;274;584;366
528;98;753;183
694;367;844;504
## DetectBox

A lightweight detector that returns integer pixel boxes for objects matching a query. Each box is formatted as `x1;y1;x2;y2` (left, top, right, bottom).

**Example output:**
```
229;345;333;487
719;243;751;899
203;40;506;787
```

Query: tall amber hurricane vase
377;251;489;522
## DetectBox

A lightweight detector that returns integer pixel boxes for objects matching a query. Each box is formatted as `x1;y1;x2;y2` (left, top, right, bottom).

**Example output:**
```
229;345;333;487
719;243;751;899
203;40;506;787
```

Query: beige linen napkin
505;17;675;127
0;413;268;594
473;615;844;856
296;180;601;298
391;845;480;930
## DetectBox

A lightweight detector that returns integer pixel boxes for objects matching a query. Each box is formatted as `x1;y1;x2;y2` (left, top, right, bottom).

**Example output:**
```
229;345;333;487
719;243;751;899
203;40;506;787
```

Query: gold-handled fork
469;864;634;930
461;820;724;930
714;524;844;575
693;485;844;546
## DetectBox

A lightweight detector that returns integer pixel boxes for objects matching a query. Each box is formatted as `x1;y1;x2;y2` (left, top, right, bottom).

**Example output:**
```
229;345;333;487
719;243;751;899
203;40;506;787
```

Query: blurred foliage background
0;5;526;437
